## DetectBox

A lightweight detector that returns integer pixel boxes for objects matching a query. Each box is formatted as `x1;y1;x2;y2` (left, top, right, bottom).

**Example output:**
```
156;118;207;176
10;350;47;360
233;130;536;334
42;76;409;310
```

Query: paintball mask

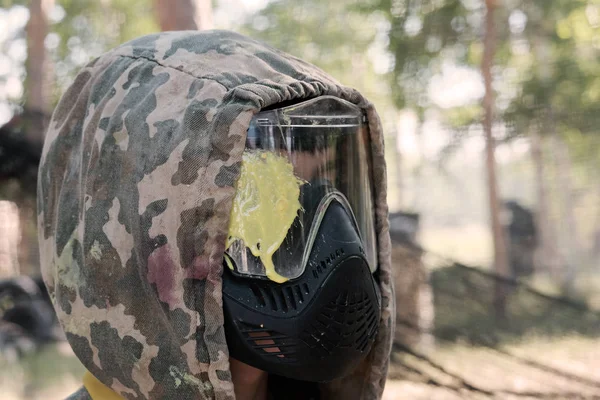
222;96;381;382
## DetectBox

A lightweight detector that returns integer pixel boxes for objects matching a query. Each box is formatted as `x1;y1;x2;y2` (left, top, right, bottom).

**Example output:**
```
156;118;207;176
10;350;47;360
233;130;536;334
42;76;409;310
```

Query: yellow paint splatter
223;253;235;271
227;151;304;283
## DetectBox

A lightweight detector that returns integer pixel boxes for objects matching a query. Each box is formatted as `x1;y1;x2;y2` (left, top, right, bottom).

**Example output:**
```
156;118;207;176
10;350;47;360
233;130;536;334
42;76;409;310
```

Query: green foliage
499;1;600;173
364;0;483;112
443;104;482;130
240;0;395;113
358;0;599;168
0;0;25;7
0;0;159;108
49;0;158;104
505;2;600;130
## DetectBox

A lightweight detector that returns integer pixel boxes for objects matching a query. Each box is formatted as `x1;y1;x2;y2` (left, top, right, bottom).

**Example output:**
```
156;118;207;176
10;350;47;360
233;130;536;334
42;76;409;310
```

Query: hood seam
116;54;230;92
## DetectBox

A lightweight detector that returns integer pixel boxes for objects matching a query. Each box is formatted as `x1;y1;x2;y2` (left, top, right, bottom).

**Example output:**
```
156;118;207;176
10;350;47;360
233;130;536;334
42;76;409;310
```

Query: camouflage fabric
38;30;394;400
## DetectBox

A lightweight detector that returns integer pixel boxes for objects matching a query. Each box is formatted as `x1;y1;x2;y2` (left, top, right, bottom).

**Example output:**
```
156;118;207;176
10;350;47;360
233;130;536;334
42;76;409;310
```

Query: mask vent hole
249;332;280;352
356;333;370;352
302;283;310;294
265;288;278;311
275;287;288;313
285;287;297;310
301;289;378;358
250;285;266;307
254;285;304;313
237;322;299;363
294;285;304;303
366;312;378;331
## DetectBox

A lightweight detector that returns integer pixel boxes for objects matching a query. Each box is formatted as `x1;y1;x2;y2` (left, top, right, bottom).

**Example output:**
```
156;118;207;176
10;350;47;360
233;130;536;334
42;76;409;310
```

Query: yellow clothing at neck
83;371;125;400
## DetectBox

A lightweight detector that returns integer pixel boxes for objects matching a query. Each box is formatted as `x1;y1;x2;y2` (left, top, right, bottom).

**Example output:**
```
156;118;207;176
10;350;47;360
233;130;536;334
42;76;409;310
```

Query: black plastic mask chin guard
222;200;381;383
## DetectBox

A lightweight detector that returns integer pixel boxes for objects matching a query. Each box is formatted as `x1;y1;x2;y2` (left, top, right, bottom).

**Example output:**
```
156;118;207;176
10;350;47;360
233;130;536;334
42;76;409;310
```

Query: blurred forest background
0;0;599;399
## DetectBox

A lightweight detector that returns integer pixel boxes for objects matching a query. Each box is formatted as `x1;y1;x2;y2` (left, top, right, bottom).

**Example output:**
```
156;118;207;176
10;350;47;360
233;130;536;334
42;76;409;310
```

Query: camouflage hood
37;30;394;400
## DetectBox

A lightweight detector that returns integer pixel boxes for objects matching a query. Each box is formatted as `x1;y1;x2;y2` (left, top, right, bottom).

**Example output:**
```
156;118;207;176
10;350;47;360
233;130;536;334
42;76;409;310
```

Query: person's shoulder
64;386;92;400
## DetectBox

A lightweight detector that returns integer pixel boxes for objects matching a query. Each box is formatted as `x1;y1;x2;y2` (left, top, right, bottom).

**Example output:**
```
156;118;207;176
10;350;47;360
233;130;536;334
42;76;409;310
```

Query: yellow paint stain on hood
83;371;125;400
227;151;304;283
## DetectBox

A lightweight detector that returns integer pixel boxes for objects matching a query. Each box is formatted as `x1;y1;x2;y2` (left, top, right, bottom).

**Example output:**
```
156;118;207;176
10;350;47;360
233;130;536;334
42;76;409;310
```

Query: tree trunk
392;245;435;352
530;129;563;279
389;213;434;353
154;0;213;31
26;0;54;142
22;0;53;277
482;0;510;321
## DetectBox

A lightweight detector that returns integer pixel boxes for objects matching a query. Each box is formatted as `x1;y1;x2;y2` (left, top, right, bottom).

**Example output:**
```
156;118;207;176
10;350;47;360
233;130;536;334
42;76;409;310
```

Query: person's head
38;30;394;400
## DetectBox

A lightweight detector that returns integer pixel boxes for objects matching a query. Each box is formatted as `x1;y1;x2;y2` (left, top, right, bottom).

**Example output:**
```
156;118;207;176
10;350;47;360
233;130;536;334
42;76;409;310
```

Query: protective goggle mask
225;95;378;283
222;96;381;383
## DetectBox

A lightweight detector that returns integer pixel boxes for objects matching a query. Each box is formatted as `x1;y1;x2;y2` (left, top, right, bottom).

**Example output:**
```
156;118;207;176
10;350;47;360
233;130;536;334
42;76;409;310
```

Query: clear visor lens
226;96;378;281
